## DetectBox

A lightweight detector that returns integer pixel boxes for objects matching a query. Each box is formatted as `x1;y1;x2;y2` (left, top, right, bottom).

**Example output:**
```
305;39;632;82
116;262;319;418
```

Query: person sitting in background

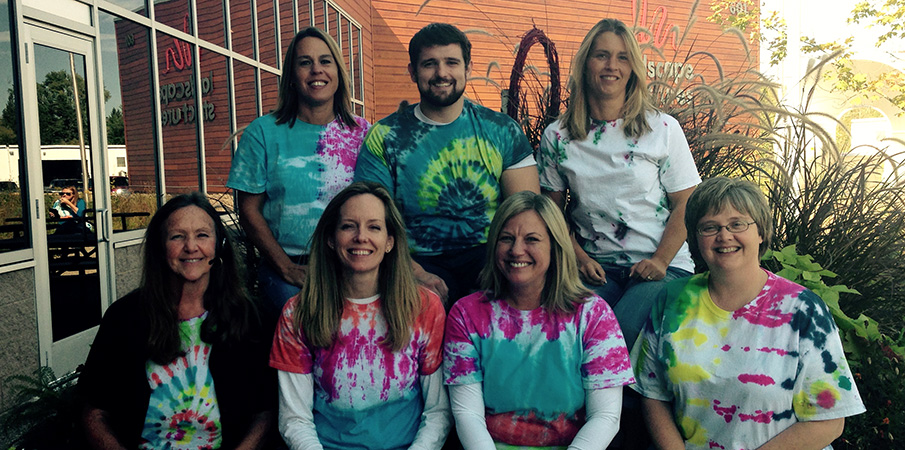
79;192;275;449
50;185;87;234
444;191;634;449
631;177;865;449
270;181;450;449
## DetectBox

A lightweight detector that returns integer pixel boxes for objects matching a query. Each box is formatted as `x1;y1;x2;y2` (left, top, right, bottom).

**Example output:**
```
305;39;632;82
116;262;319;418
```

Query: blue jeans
588;263;692;350
413;245;486;309
256;257;306;328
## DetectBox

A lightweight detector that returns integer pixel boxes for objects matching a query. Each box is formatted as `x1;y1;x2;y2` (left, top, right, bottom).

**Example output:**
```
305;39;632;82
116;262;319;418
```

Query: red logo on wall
632;0;680;52
163;14;192;73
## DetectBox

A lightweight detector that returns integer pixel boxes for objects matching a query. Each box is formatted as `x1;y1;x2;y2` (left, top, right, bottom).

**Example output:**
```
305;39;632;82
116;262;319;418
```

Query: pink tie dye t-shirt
443;292;634;446
631;270;865;450
270;288;445;449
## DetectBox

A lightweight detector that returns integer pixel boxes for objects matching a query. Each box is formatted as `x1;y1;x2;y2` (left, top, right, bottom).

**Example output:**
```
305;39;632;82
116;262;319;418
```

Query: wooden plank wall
365;0;760;121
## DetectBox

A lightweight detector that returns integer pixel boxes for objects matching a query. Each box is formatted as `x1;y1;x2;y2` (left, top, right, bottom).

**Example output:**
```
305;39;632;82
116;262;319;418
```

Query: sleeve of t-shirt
227;117;268;194
537;123;567;192
791;290;866;421
503;116;534;168
353;123;396;196
442;297;484;385
269;297;315;374
658;113;701;194
417;288;447;376
580;296;636;390
629;288;673;402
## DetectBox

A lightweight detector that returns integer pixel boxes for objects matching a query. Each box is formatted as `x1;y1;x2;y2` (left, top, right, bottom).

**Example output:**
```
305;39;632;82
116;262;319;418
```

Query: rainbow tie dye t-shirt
443;292;635;447
270;290;446;450
354;100;534;255
140;312;221;450
227;114;369;255
631;270;865;449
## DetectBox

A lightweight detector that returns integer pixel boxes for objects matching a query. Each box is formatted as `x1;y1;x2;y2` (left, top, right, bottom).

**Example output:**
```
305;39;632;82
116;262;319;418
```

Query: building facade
0;0;756;412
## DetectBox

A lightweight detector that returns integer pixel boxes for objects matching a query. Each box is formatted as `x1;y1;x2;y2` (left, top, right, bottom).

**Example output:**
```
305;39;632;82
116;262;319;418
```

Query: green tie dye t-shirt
140;312;221;449
354;100;533;255
631;271;865;450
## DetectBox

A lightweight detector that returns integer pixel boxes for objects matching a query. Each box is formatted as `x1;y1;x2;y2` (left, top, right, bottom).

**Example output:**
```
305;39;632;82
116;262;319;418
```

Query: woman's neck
343;273;379;300
587;96;624;122
177;280;208;319
707;268;768;311
297;101;335;126
505;286;543;311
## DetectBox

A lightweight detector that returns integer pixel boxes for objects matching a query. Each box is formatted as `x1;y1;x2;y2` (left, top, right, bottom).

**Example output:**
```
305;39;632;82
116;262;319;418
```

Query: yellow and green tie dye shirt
631;270;865;450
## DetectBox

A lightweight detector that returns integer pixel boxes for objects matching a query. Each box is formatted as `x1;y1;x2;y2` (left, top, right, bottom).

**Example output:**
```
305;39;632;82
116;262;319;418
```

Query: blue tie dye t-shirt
631;270;865;450
141;312;221;450
443;292;635;447
354;100;534;255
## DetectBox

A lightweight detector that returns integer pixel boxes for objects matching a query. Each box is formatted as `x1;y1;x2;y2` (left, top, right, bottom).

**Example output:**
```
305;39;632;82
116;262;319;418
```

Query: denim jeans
588;263;692;349
413;244;486;308
256;255;307;328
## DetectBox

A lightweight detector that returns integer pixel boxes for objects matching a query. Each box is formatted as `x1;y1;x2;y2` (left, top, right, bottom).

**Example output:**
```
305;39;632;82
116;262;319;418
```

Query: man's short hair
408;23;472;67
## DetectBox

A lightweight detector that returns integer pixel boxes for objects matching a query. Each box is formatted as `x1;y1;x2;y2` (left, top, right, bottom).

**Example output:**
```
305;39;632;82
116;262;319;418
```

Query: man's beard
419;78;466;108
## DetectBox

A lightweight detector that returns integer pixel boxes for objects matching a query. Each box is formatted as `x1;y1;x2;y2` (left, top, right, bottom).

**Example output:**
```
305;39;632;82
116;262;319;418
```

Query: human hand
413;265;449;304
577;254;607;285
280;263;307;288
630;258;667;281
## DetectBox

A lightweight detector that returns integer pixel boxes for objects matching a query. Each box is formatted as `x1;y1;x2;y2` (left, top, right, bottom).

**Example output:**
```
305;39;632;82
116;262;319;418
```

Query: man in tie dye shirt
354;23;540;304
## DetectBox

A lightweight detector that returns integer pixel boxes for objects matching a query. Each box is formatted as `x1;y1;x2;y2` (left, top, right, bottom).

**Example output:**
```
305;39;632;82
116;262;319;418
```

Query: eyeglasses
697;221;756;236
60;192;72;196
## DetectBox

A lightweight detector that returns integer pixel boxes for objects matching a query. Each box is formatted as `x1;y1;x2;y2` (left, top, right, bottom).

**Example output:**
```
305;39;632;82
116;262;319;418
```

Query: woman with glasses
50;186;87;233
631;177;865;450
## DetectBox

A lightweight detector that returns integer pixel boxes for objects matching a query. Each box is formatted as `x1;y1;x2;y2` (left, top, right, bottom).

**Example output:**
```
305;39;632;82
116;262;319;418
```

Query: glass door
23;24;112;375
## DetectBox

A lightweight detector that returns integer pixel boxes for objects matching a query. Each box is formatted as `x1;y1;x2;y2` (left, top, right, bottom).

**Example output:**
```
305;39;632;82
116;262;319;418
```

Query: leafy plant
0;367;80;449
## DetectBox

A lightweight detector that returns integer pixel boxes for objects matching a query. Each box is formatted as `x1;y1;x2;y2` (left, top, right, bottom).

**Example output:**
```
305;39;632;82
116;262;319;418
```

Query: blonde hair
293;182;421;351
561;18;654;141
480;191;591;313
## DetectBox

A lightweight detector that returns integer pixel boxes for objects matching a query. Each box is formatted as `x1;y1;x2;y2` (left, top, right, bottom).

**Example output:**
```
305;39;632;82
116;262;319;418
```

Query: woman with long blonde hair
270;181;450;449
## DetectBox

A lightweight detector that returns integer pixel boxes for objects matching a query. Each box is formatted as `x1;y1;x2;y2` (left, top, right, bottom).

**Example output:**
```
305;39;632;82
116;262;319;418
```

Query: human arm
500;165;540;197
568;387;622;450
545;189;606;285
234;410;275;450
449;383;495;450
237;190;307;287
754;418;844;450
82;407;129;450
277;371;324;450
629;186;694;281
641;398;685;450
412;261;449;304
409;371;452;450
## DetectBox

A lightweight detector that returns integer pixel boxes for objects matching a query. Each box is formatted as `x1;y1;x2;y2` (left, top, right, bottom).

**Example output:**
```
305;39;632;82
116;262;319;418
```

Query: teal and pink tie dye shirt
631;270;865;449
443;292;635;446
270;289;445;449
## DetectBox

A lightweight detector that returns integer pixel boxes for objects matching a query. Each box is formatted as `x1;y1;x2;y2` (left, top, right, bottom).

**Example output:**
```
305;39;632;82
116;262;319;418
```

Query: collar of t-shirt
414;103;458;126
346;293;380;305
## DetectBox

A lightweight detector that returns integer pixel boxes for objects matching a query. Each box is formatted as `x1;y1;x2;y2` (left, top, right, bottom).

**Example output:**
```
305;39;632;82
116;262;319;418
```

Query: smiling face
409;43;471;109
495;210;551;297
165;205;216;286
330;194;395;281
293;36;339;108
696;206;763;274
584;31;632;103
